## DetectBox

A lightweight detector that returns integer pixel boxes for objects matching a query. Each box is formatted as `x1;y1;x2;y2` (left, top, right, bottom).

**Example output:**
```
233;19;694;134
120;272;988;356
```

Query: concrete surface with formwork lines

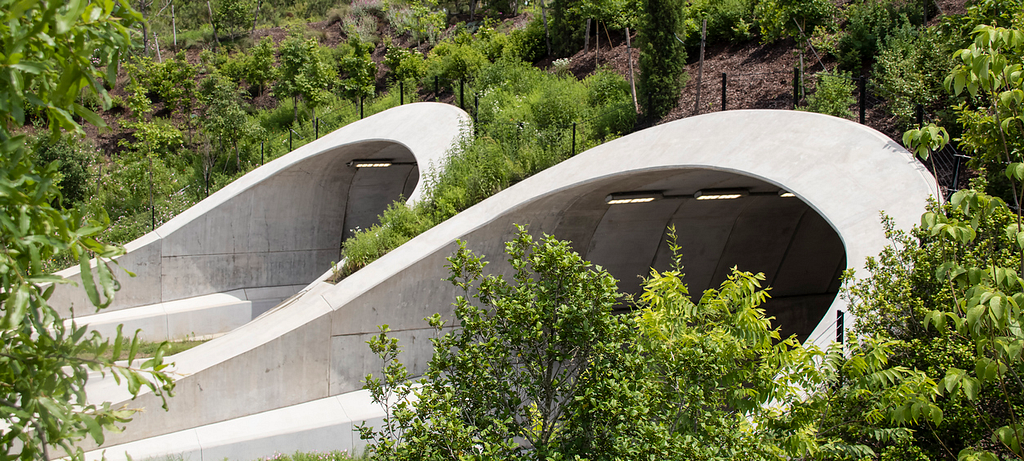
78;109;936;460
54;102;471;343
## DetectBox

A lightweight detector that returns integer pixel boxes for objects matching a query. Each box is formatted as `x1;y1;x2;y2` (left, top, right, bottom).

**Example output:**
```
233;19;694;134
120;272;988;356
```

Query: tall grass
336;58;636;278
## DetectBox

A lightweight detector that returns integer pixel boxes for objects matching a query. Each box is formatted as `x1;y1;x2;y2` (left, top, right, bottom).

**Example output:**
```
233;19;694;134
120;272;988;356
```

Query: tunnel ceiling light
694;189;748;200
349;159;394;168
779;191;796;198
605;191;663;205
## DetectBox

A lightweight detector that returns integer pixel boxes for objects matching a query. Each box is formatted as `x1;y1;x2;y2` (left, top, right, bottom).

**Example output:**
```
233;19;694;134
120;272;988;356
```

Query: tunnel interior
339;142;420;243
549;168;846;342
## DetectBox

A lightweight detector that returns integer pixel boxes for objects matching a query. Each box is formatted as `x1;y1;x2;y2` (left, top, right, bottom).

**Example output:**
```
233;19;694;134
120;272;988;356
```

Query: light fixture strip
695;194;744;200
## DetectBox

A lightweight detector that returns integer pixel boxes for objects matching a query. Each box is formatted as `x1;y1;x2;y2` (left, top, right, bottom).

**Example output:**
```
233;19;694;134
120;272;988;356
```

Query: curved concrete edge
322;110;936;348
84;388;384;461
49;102;470;327
84;110;936;452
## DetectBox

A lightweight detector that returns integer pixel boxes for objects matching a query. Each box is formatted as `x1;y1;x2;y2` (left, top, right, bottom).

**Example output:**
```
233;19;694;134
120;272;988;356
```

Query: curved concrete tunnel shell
84;109;936;452
50;103;469;326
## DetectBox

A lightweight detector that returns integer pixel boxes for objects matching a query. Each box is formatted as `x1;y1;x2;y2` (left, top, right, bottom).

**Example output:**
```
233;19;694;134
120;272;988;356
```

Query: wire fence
678;66;968;197
246;64;966;204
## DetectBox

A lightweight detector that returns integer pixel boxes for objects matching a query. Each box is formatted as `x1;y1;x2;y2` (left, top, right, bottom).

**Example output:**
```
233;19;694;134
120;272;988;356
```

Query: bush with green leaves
548;0;643;56
871;23;953;129
213;0;256;39
843;189;1024;459
359;227;936;459
338;36;377;100
679;0;757;48
835;0;921;71
424;33;489;84
800;70;856;119
384;46;427;83
0;1;175;459
502;16;547;63
754;0;836;43
30;134;97;206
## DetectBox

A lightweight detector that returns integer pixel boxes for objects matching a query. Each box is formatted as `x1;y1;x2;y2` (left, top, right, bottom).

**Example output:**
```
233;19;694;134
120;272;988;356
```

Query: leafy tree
753;0;836;43
947;25;1024;208
638;0;687;118
0;1;175;460
274;36;338;124
213;0;255;39
245;36;278;97
338;36;376;101
359;227;935;459
844;192;1024;460
384;46;427;84
360;226;627;459
200;72;253;172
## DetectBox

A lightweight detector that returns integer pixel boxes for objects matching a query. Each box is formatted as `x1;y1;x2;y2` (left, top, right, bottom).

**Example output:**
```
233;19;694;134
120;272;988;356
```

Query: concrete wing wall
49;103;469;318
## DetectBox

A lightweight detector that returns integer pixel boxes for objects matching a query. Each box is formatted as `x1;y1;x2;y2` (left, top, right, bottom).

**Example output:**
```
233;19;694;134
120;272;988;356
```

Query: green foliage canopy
0;1;175;459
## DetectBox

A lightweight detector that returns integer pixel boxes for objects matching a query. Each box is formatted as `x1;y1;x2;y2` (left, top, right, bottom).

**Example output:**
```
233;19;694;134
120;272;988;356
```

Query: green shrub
384;46;427;83
425;36;489;84
680;0;757;48
800;71;856;119
585;69;637;139
502;16;546;63
30;134;97;206
754;0;836;43
871;23;952;128
339;202;436;276
835;0;921;71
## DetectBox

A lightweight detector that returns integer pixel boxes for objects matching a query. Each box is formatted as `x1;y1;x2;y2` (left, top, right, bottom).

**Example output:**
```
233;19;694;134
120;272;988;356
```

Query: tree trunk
541;0;550;56
585;18;590;53
171;1;177;51
469;0;476;21
153;31;162;62
252;0;262;35
206;0;221;46
626;28;638;113
141;0;149;54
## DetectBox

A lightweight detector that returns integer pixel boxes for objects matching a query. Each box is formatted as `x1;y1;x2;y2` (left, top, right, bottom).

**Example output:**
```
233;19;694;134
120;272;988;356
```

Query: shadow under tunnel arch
548;167;846;342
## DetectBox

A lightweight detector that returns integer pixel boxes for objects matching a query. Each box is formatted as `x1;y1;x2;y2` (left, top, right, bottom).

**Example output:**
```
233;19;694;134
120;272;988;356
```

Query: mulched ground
83;1;973;190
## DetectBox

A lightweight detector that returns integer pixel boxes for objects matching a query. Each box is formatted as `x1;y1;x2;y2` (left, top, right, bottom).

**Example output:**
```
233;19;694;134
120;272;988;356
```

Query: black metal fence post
721;72;727;111
572;122;577;155
400;80;404;105
289;128;292;151
435;76;439;98
261;142;264;165
474;93;479;135
836;310;844;343
315;118;319;139
460;80;465;110
793;67;800;109
916;103;924;128
149;156;154;231
859;75;867;124
360;96;364;119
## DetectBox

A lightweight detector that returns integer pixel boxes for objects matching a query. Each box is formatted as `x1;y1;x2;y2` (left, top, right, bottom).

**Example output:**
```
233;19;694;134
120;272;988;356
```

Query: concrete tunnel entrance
548;167;846;342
